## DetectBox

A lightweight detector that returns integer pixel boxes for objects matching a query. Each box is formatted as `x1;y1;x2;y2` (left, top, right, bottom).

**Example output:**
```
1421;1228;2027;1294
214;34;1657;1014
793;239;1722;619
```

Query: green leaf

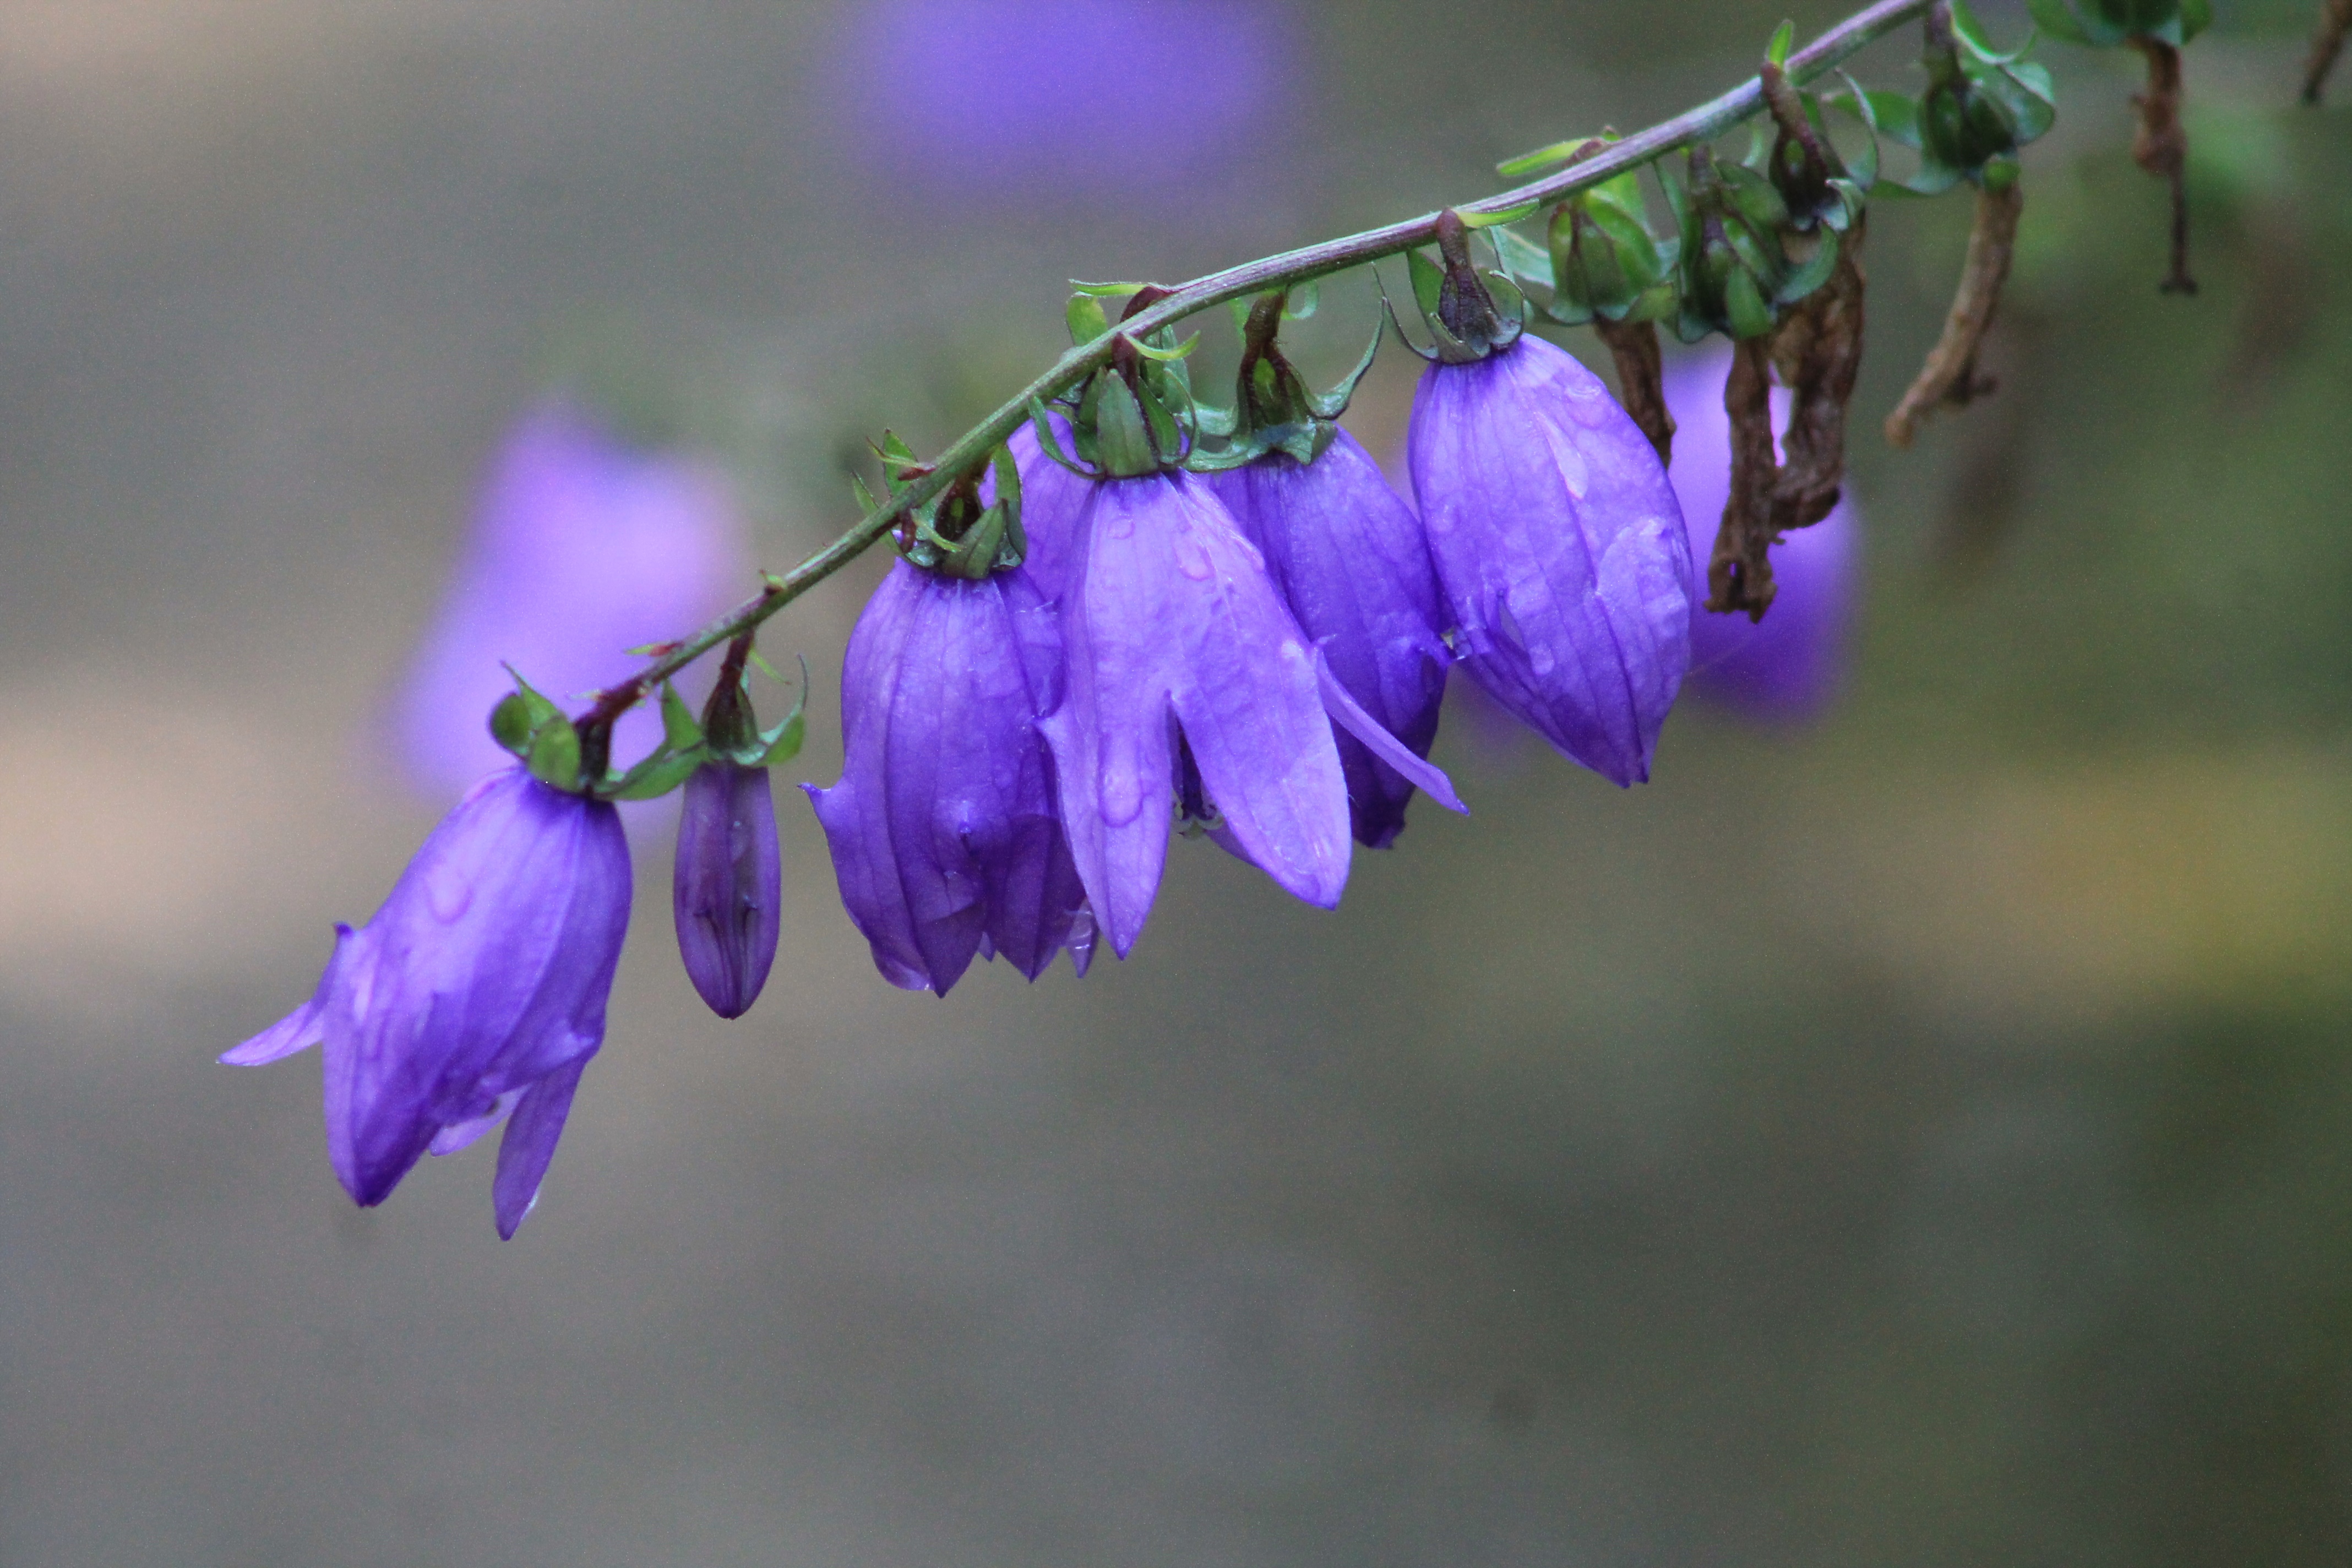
1068;279;1148;297
1496;138;1588;177
527;715;582;791
1765;18;1794;67
1407;247;1445;325
660;682;701;749
1127;331;1200;362
1065;293;1110;346
2026;0;2099;43
1725;268;1776;340
1488;222;1552;285
1460;200;1539;228
1305;323;1384;421
1773;230;1840;306
1026;399;1092;476
607;749;700;801
754;663;808;766
489;692;537;756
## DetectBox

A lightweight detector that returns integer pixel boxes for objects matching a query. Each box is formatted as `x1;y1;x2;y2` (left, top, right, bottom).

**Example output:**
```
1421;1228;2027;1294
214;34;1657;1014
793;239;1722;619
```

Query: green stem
579;0;1930;731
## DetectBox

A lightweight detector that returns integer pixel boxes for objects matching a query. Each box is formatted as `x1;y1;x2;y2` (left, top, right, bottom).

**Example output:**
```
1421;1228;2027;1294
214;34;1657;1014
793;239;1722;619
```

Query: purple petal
1662;346;1860;720
221;925;352;1065
1409;335;1694;786
993;412;1097;607
1314;651;1464;815
1206;429;1453;848
492;1056;589;1239
809;564;1081;993
672;763;783;1019
1046;474;1354;949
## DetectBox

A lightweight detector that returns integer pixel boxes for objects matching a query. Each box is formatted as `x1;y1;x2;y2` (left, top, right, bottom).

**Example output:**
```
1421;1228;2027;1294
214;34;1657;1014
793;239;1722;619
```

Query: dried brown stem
2129;37;2197;296
1769;219;1868;535
1886;183;2021;447
2304;0;2352;103
1593;317;1675;465
1709;336;1781;620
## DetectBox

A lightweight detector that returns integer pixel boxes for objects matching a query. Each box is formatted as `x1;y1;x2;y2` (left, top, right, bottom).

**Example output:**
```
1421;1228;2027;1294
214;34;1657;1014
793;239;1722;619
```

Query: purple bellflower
673;761;782;1019
1042;471;1463;958
390;404;745;799
224;769;630;1238
807;562;1090;994
1663;348;1859;720
1204;428;1451;848
826;1;1292;205
1409;331;1695;785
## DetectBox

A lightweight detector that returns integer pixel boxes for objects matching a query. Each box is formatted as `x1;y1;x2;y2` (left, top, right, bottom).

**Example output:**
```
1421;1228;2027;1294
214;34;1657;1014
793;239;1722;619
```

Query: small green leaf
1459;200;1539;228
607;749;701;801
1765;18;1794;66
1725;268;1776;340
1026;399;1093;476
2026;0;2096;44
851;473;880;516
1407;247;1446;325
1068;279;1147;298
1496;138;1587;177
489;692;536;756
1065;293;1110;346
660;682;701;749
527;715;582;791
1304;324;1384;421
1127;331;1200;362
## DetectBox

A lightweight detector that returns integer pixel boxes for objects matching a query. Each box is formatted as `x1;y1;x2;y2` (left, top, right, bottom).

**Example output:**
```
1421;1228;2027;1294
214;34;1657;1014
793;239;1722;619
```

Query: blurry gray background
4;1;2352;1563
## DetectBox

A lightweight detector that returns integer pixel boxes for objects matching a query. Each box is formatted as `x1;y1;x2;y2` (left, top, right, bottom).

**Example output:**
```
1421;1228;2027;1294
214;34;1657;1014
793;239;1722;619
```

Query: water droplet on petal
426;862;473;923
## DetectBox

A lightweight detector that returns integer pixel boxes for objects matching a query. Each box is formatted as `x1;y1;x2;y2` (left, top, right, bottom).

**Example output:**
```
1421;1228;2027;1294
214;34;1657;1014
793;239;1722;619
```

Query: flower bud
672;760;782;1019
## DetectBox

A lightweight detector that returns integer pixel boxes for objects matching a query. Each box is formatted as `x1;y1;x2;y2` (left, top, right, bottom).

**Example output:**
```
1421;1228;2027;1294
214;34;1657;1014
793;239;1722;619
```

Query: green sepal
1065;293;1111;346
1092;375;1159;478
1497;138;1590;177
1765;18;1795;66
526;713;583;791
1865;89;1923;148
1026;398;1095;477
660;680;703;750
1306;325;1382;421
2027;0;2105;45
1128;331;1201;363
1069;279;1149;298
490;667;562;758
1407;247;1446;326
1459;200;1539;228
604;747;701;802
1773;228;1842;307
749;660;808;767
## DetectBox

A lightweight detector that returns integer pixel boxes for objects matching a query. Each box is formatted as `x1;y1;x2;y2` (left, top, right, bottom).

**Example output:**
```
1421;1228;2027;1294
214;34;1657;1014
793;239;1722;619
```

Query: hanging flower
1664;347;1859;720
807;562;1090;993
388;404;745;799
1205;428;1451;848
222;769;630;1238
1041;470;1462;957
1409;331;1694;785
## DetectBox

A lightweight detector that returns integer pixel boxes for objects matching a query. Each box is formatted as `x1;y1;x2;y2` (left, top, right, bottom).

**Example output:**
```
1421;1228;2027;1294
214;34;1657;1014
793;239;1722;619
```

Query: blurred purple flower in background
389;405;747;799
827;0;1294;202
223;770;631;1238
1664;348;1860;722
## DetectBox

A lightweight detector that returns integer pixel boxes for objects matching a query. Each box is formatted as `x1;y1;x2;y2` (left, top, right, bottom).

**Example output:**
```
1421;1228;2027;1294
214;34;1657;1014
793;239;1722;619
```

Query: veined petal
492;1055;590;1239
1314;650;1464;815
673;762;782;1019
1207;429;1451;847
1409;334;1693;785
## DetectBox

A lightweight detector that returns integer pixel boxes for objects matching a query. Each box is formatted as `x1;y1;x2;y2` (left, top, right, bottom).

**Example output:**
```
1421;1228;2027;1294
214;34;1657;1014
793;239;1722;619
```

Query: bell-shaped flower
807;562;1088;994
1409;332;1694;785
1042;472;1464;958
223;769;630;1238
388;403;745;799
1664;347;1859;720
1204;428;1451;848
673;761;782;1019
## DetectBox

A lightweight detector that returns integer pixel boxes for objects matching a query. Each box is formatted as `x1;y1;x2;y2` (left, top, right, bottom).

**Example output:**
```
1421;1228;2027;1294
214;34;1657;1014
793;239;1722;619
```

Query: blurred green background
2;0;2350;1562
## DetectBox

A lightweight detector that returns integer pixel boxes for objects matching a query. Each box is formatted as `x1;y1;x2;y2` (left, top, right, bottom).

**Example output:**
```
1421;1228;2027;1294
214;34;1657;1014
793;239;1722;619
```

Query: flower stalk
1886;181;2022;445
560;0;1936;735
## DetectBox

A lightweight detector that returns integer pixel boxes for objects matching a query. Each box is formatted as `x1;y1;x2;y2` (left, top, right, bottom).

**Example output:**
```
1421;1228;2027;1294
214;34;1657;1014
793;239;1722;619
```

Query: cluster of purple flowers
232;273;1875;1235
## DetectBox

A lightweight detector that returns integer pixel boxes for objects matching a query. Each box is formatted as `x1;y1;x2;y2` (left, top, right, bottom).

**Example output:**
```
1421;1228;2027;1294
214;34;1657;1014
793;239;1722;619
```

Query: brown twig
2129;37;2197;296
1709;336;1782;620
2303;0;2352;103
1886;183;2021;447
1593;317;1675;465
